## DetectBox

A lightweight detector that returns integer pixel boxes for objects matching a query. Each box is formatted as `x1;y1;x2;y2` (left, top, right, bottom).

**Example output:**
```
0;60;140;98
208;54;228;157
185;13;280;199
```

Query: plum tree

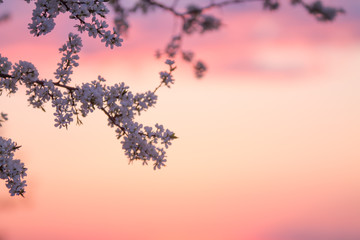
0;0;344;197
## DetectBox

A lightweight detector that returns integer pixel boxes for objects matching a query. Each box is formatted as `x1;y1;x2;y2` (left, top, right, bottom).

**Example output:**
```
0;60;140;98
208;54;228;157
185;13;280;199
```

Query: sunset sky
1;0;360;240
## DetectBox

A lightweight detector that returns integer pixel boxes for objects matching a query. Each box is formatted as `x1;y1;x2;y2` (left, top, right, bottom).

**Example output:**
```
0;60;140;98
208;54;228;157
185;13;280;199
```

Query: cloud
229;47;311;75
266;228;360;240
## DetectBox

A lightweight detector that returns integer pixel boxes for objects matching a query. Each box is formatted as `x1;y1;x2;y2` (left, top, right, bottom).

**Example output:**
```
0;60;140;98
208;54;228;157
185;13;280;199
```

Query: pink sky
1;1;360;240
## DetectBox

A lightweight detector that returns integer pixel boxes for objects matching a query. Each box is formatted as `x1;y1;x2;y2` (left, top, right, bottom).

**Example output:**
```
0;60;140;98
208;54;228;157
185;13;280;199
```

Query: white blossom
165;59;175;66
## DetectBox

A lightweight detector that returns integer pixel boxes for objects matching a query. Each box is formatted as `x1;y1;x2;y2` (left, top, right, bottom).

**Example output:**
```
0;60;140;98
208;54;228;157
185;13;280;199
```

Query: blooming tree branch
108;0;344;78
0;0;178;197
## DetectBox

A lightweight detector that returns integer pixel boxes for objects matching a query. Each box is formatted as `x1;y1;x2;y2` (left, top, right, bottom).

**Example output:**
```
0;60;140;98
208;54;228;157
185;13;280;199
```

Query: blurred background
0;0;359;239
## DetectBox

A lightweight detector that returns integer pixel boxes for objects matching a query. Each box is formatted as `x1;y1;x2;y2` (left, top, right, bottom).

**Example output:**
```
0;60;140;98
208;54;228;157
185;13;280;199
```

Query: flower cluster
0;129;27;196
158;35;205;79
26;0;123;48
0;111;26;197
182;4;222;35
301;1;344;21
194;61;207;79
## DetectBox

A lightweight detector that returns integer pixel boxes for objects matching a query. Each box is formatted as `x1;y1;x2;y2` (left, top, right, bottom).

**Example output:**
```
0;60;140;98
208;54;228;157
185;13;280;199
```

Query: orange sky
1;1;360;240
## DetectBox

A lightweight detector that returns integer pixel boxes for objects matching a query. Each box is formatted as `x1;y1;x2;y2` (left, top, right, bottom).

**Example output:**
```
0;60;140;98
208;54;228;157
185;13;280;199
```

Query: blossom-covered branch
0;113;27;197
108;0;344;78
1;33;177;174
